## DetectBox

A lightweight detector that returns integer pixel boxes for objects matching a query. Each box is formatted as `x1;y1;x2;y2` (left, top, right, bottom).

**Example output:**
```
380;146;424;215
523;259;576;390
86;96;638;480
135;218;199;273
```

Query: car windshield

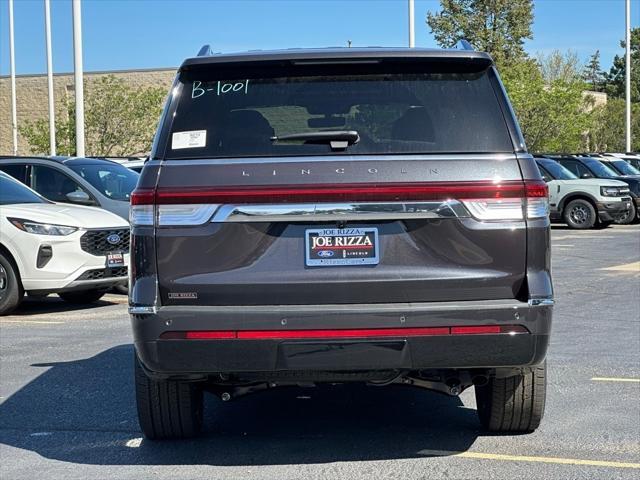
609;159;640;175
165;67;514;159
68;163;139;201
537;160;577;180
0;174;48;205
583;158;618;178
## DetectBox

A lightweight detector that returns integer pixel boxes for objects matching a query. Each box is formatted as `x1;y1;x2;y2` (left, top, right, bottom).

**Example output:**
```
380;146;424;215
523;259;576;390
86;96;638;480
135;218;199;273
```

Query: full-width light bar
130;180;548;226
160;325;528;340
131;180;547;205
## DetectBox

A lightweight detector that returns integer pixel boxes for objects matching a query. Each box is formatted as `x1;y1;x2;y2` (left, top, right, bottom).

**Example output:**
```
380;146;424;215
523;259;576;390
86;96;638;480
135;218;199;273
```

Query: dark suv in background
130;46;553;439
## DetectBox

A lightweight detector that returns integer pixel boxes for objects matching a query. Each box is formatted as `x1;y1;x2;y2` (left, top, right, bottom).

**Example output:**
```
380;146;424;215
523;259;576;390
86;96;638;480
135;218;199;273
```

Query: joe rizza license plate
305;228;379;267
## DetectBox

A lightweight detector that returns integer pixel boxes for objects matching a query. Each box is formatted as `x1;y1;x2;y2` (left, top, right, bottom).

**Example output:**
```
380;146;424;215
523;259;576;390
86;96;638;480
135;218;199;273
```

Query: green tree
536;49;581;84
602;27;640;102
589;99;640;151
20;75;166;156
426;0;533;66
19;96;76;156
582;50;604;90
501;59;592;152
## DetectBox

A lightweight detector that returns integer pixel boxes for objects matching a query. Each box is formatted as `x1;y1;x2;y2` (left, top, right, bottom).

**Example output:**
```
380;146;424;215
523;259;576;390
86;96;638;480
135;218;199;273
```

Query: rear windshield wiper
270;130;360;151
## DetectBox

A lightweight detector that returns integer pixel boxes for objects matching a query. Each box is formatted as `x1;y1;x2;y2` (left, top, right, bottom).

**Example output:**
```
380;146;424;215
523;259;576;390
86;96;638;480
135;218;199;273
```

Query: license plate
106;252;124;268
305;228;379;267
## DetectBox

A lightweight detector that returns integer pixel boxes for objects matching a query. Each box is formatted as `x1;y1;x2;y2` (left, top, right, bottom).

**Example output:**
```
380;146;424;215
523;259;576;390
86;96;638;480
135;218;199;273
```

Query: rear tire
475;362;546;433
0;253;23;315
58;289;106;304
563;199;596;229
134;351;203;440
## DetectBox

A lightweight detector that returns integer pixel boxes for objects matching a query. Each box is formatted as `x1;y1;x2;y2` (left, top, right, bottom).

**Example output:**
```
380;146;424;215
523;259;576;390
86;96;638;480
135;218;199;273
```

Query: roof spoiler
455;39;474;51
197;44;213;57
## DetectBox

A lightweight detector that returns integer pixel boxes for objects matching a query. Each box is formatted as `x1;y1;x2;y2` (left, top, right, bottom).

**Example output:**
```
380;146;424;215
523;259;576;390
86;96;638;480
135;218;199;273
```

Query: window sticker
172;130;207;149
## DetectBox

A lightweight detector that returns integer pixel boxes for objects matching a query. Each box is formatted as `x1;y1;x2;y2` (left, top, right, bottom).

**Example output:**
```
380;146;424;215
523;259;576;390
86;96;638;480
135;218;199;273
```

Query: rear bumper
131;299;552;377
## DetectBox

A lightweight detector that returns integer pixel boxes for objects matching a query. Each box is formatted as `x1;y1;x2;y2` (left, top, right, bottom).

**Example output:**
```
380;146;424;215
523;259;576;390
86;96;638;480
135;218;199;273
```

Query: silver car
0;156;139;221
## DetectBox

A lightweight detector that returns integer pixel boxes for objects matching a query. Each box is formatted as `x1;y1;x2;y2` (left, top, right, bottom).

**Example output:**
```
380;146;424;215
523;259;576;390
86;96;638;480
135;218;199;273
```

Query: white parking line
600;261;640;273
0;319;65;325
420;449;640;469
591;377;640;383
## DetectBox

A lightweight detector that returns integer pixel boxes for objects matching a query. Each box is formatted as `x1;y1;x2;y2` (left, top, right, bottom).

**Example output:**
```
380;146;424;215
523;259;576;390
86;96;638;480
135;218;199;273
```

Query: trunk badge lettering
168;292;198;299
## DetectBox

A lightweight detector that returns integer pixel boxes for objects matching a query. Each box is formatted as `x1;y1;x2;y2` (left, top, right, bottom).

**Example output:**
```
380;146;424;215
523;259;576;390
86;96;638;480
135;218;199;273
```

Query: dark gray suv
129;46;553;439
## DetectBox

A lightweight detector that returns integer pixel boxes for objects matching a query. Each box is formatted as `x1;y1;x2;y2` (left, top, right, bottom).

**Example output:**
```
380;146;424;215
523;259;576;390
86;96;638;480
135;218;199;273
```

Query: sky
0;0;638;76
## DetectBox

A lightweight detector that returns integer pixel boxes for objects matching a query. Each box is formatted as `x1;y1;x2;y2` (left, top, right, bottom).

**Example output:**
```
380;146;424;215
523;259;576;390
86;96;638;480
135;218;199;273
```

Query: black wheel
475;362;546;433
134;350;203;440
58;289;107;304
0;252;23;315
614;202;637;225
563;199;596;229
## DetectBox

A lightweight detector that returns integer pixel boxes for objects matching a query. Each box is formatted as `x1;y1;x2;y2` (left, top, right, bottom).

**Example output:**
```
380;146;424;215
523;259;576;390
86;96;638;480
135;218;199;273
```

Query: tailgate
152;156;532;306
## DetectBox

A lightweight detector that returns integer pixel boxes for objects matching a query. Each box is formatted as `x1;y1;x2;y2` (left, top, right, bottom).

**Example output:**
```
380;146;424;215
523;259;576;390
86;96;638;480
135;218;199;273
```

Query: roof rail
197;44;213;57
455;39;474;51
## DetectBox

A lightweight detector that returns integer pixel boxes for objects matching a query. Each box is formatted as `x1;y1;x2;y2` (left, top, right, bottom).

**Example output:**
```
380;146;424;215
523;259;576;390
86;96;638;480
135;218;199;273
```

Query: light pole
408;0;415;48
45;0;56;155
72;0;85;157
625;0;631;152
8;0;18;155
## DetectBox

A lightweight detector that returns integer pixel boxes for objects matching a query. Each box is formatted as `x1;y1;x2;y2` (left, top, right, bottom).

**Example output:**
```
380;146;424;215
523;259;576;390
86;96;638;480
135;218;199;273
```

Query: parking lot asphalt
1;224;639;480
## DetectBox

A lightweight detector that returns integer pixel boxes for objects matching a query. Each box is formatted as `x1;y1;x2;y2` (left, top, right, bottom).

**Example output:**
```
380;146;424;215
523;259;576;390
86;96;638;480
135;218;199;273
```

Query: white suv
0;172;130;314
535;158;631;229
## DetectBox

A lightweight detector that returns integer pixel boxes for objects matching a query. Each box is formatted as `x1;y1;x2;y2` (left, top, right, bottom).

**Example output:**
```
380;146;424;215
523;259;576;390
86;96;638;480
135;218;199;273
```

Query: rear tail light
156;204;218;226
462;180;548;220
130;180;549;225
130;189;155;226
461;198;524;220
129;205;154;226
130;189;217;226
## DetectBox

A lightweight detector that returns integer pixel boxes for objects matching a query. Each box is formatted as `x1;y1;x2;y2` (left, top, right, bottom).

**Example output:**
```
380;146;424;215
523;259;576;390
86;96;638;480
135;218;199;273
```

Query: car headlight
600;186;628;197
8;218;78;236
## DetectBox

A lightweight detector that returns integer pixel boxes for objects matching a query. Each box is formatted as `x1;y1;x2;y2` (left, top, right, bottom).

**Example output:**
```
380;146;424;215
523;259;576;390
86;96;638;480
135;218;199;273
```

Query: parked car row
0;156;138;314
534;153;640;229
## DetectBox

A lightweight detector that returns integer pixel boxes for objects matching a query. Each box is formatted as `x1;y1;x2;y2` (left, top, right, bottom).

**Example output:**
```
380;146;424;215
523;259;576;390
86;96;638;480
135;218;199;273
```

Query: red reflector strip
185;331;236;339
451;325;501;335
238;327;450;339
160;325;529;340
133;181;534;206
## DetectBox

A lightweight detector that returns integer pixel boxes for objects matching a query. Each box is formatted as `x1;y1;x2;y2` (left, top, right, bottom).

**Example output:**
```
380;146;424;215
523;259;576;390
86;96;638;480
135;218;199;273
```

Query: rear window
163;67;513;159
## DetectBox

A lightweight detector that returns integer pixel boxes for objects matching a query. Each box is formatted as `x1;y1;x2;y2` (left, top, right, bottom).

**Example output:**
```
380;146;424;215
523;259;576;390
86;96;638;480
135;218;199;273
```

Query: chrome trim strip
155;298;536;314
156;153;518;166
129;306;158;315
527;298;554;307
211;200;469;223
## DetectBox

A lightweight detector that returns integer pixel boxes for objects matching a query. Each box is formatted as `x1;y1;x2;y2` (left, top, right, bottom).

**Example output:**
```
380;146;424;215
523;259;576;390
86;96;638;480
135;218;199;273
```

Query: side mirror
581;172;593;179
66;190;95;206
